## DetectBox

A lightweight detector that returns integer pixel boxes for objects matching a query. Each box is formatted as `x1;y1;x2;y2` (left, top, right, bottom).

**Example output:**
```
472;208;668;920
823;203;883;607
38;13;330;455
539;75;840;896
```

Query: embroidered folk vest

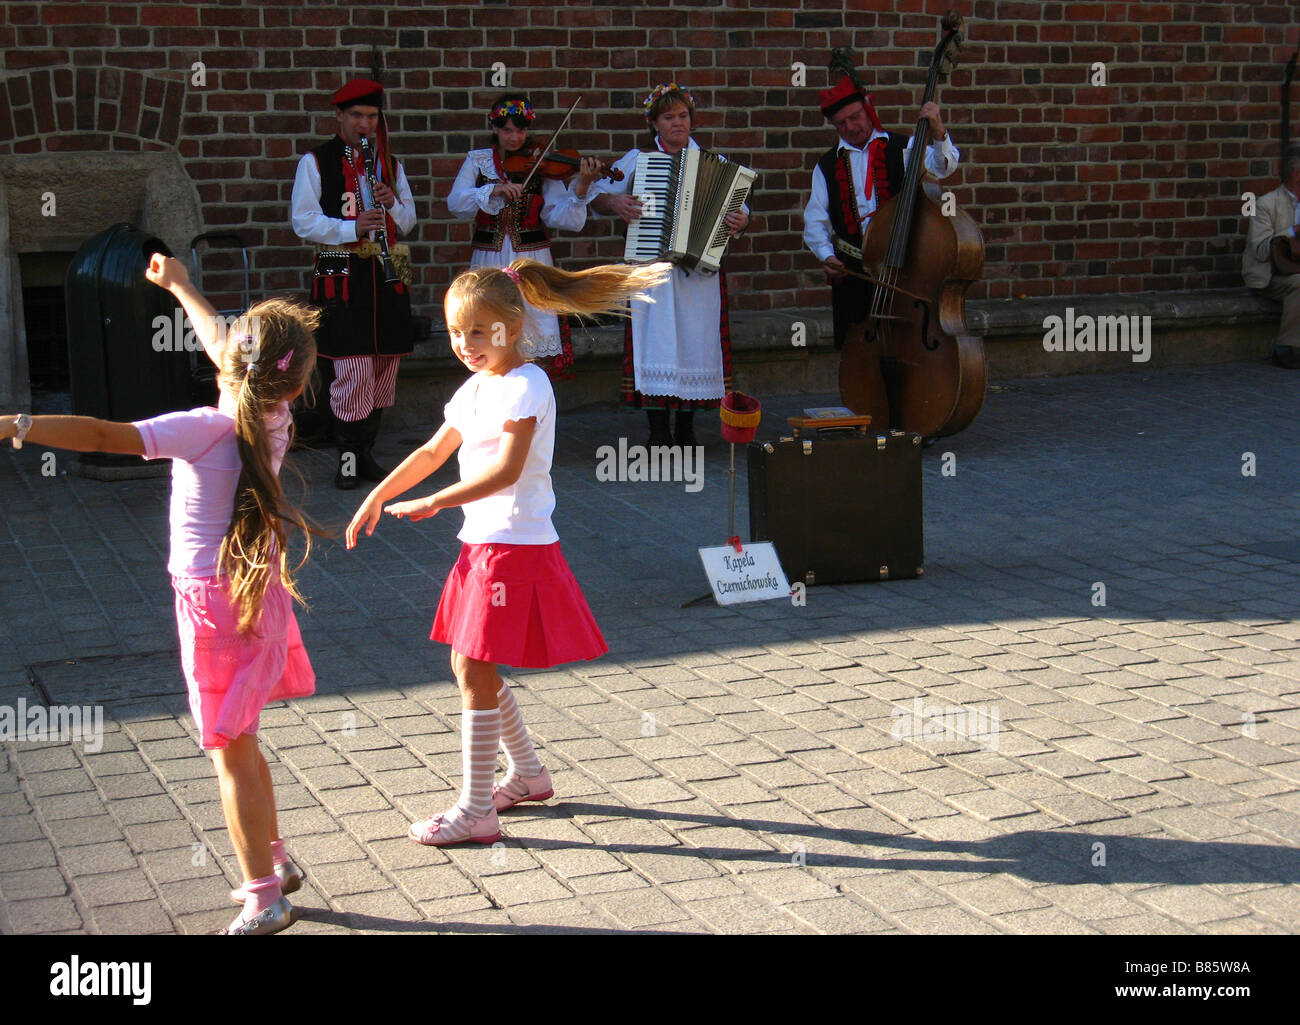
816;133;906;248
472;148;550;253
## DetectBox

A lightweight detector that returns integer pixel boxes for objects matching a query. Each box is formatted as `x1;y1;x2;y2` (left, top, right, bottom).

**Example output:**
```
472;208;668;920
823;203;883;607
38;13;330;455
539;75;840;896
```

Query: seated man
1242;147;1300;367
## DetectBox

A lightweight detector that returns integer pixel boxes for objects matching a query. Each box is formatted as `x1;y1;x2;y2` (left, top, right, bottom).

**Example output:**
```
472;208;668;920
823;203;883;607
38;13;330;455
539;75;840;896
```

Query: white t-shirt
442;362;558;545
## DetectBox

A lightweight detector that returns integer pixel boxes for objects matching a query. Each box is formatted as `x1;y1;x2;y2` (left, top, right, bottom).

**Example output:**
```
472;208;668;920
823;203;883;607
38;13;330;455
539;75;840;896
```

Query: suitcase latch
805;571;815;586
878;564;890;579
875;435;886;451
802;439;812;455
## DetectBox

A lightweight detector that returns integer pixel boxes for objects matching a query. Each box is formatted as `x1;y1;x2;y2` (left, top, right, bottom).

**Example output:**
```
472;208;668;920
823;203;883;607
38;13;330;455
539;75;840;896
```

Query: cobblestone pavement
2;361;1299;934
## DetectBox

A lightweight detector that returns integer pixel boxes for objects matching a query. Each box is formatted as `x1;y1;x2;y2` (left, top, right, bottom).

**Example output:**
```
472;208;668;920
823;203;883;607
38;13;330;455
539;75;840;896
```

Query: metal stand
681;442;740;609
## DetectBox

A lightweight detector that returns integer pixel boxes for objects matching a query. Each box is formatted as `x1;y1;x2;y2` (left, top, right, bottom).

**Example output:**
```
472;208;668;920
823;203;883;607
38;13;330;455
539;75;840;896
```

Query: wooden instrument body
839;176;987;439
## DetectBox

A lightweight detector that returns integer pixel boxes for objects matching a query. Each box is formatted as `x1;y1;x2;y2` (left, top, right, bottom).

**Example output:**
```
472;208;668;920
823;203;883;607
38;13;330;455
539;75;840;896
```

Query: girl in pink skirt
3;254;322;935
347;258;669;845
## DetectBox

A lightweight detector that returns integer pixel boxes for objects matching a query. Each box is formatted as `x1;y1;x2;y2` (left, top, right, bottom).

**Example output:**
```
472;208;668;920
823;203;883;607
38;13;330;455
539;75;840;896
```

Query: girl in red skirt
3;255;322;934
347;258;669;845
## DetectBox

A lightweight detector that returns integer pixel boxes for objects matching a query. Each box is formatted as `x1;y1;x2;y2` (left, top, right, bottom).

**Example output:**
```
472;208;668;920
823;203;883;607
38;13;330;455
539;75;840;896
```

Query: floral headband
489;98;534;124
644;82;694;119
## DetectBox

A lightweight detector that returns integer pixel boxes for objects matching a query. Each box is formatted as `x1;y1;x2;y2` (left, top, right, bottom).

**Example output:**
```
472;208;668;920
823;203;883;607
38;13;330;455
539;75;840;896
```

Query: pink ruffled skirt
172;575;316;750
431;542;607;668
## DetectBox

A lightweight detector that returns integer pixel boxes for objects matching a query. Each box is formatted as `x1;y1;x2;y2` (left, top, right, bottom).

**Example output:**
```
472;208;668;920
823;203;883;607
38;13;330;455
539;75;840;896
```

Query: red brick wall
0;0;1291;321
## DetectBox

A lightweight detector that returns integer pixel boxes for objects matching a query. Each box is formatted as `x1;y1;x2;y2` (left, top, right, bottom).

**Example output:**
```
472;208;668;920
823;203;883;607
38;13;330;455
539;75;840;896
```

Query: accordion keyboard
625;152;673;264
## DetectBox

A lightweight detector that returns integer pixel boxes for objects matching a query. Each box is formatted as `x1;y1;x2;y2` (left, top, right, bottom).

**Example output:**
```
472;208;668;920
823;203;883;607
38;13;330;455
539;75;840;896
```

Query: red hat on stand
818;75;883;132
333;77;384;109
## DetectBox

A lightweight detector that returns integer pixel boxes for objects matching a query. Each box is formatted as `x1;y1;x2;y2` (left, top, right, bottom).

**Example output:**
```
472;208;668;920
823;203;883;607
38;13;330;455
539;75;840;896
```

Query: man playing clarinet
802;76;959;351
292;77;416;489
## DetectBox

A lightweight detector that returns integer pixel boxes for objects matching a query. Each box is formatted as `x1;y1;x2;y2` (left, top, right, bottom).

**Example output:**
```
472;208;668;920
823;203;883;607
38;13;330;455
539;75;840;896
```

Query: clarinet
358;135;400;284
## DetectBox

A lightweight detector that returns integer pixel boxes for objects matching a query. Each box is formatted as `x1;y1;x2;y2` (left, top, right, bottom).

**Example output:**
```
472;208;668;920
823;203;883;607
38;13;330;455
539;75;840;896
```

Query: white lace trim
636;362;724;399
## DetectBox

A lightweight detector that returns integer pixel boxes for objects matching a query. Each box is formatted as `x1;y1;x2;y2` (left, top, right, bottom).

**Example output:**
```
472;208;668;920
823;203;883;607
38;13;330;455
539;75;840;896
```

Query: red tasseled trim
868;135;892;205
835;150;859;238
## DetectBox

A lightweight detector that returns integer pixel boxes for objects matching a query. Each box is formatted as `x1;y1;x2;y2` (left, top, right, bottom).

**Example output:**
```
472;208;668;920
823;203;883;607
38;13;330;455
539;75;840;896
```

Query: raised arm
143;254;224;368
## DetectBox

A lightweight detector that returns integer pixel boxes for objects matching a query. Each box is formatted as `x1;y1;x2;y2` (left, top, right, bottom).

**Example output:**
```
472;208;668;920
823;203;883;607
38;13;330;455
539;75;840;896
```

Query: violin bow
518;96;583;192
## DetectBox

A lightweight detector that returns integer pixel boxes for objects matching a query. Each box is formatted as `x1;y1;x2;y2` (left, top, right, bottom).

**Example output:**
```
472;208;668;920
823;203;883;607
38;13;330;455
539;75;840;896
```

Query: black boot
334;416;362;491
357;409;392;482
674;409;697;448
646;409;673;448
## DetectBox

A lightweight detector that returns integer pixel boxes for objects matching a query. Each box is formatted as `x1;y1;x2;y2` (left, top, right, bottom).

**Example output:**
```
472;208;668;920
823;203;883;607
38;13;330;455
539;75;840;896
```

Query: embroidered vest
311;135;399;239
816;133;906;247
472;149;550;253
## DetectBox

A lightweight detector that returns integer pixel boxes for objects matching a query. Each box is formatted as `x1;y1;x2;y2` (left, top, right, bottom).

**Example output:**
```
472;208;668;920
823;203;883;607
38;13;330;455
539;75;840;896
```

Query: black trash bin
64;224;193;474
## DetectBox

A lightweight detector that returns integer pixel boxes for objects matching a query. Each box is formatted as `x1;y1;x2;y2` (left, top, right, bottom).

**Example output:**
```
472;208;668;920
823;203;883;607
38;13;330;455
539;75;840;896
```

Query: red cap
819;75;882;132
333;78;384;109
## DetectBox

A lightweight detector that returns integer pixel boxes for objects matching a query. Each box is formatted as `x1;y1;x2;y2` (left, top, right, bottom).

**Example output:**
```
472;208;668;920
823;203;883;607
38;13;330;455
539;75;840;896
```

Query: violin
500;145;624;184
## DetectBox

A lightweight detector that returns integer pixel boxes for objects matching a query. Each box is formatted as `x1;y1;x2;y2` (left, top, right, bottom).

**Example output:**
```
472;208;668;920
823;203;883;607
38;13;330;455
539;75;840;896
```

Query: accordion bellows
625;150;757;274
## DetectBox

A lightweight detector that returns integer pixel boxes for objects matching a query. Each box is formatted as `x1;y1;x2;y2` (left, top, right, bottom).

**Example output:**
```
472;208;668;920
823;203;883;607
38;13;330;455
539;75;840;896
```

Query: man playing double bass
802;76;960;352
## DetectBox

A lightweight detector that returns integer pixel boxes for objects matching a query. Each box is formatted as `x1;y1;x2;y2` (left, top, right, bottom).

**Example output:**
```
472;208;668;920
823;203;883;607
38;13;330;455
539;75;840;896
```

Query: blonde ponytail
508;259;671;318
444;260;672;340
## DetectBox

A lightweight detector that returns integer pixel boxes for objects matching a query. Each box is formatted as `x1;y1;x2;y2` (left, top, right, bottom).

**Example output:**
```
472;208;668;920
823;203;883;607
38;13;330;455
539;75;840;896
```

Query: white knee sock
496;684;543;778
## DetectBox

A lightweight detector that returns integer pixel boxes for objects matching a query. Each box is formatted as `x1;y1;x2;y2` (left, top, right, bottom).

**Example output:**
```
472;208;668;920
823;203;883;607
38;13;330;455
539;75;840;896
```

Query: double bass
836;12;987;439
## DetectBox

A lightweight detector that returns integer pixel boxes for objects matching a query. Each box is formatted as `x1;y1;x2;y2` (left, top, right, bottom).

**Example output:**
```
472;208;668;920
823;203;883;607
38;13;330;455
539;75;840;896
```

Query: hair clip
241;333;258;373
276;348;294;371
503;267;521;283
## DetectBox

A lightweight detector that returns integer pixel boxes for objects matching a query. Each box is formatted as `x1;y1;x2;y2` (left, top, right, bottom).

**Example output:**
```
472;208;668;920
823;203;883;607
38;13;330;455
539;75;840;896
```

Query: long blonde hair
444;259;671;347
217;298;322;636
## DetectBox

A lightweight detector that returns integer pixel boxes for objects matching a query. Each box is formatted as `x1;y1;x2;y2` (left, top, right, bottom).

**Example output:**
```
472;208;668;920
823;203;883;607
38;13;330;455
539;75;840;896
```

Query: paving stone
1033;795;1130;826
583;887;690;928
948;789;1039;821
890;905;1002;933
5;896;84;933
90;900;174;935
1133;885;1253;925
0;867;69;901
74;868;157;908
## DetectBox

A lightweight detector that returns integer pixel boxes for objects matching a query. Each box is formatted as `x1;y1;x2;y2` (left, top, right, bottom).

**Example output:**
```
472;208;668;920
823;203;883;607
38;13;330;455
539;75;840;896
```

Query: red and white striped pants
329;355;401;422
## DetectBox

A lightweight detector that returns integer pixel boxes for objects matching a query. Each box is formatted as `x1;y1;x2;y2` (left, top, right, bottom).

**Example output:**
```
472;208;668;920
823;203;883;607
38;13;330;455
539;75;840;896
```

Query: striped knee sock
454;708;501;821
496;684;543;779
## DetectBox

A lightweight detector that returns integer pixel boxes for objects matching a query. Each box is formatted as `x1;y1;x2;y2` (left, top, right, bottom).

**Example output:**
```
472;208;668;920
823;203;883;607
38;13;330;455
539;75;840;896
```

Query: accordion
624;149;757;274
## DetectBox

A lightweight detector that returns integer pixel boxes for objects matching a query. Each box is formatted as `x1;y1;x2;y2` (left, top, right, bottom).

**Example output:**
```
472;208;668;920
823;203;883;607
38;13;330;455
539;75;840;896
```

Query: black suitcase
747;421;924;586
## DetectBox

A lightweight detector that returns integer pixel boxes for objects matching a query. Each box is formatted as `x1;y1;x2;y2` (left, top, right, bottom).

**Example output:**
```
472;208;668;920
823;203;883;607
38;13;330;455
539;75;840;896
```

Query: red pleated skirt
431;541;608;668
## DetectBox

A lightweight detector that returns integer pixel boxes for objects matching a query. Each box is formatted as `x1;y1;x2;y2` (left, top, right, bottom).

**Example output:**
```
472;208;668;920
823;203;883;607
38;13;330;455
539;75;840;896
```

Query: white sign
697;542;791;606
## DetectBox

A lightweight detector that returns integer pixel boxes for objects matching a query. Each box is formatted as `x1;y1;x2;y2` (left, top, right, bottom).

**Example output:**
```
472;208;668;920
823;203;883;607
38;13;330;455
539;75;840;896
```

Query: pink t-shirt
133;395;291;578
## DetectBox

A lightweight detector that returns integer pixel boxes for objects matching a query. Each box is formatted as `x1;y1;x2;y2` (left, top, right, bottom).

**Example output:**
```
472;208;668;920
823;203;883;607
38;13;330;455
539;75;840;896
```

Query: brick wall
0;0;1292;323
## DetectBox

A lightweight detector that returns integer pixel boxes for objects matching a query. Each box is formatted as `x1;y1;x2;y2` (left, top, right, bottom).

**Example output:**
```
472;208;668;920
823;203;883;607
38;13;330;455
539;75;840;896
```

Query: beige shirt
1242;184;1300;289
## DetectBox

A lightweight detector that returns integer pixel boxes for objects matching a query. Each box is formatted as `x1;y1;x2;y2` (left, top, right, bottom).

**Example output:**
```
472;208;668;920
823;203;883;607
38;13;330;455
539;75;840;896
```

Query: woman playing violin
446;95;602;377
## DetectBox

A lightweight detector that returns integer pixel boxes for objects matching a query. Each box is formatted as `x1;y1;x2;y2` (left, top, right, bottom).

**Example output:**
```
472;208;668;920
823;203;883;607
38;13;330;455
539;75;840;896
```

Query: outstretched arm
2;414;144;456
386;417;536;521
143;254;225;368
346;421;463;548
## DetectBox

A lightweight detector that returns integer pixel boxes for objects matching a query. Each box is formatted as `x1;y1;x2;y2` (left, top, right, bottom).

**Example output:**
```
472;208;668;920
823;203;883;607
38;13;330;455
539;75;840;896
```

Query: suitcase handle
786;414;873;438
